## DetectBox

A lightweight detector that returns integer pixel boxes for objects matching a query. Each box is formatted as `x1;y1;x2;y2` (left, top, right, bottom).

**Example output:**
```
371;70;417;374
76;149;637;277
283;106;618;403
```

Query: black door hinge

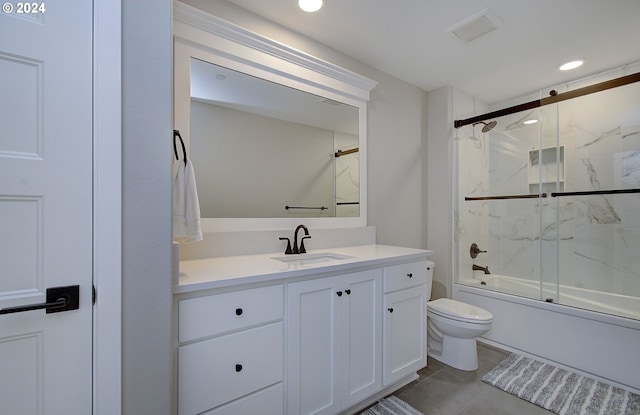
92;285;96;305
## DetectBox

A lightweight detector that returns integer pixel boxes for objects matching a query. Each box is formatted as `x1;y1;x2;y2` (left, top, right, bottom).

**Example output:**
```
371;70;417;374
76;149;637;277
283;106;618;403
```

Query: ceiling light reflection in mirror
298;0;323;12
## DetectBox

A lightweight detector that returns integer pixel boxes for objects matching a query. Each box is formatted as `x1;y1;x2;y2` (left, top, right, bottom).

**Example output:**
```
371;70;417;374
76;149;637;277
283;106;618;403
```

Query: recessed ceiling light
559;60;583;71
523;119;538;125
299;0;323;12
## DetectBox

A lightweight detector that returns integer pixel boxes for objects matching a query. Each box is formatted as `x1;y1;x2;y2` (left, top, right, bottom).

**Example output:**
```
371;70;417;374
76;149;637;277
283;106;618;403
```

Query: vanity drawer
179;284;283;343
383;261;429;293
178;322;284;415
202;383;284;415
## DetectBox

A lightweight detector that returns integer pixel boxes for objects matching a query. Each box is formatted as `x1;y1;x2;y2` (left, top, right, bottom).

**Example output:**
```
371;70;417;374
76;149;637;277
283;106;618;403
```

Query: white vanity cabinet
382;261;429;385
176;284;284;415
287;269;383;415
175;245;432;415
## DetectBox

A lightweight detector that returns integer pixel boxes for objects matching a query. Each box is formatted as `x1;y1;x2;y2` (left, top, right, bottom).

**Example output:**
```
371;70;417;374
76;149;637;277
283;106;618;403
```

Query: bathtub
454;276;640;393
459;275;640;320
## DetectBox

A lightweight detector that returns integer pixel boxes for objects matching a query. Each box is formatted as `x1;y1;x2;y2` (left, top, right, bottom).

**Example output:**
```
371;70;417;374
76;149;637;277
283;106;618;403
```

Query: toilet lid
428;298;493;323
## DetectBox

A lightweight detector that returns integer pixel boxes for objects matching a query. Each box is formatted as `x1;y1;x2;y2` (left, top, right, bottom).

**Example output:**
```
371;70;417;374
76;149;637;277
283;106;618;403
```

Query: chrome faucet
293;224;310;254
473;264;491;275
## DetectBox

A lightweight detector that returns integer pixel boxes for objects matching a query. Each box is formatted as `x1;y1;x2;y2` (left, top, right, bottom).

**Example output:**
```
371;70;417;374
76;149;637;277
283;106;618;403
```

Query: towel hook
173;129;187;165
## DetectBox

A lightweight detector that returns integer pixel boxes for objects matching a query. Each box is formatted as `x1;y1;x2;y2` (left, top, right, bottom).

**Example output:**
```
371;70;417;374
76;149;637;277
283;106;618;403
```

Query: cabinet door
340;269;383;408
383;286;426;385
288;276;341;415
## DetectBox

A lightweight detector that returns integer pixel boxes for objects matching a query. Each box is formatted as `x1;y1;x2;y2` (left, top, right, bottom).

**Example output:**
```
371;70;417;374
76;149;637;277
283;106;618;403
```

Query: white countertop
176;244;433;294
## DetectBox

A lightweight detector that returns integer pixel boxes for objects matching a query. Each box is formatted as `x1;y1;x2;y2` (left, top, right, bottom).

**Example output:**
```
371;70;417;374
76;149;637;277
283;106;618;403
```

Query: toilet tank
426;260;435;300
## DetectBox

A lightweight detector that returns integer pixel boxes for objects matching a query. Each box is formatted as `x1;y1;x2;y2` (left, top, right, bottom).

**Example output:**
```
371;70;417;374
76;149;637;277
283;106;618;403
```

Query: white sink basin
272;252;355;266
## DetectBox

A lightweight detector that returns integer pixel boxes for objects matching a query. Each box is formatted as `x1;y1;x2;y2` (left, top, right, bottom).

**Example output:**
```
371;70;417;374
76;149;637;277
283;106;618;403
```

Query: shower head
473;120;497;133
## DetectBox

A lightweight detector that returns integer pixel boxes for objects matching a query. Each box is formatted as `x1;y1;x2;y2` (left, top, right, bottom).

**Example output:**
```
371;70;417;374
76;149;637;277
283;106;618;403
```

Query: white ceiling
224;0;640;105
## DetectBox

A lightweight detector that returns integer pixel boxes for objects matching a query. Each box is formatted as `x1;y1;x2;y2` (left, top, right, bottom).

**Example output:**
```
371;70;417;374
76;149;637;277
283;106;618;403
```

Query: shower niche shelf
528;146;565;193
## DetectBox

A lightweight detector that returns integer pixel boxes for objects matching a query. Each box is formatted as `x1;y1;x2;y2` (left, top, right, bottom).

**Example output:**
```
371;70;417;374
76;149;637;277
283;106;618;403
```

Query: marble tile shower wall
334;131;359;217
457;62;640;303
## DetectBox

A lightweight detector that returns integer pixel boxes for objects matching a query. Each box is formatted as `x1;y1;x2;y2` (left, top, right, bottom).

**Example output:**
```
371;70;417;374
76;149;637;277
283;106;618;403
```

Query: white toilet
427;297;493;371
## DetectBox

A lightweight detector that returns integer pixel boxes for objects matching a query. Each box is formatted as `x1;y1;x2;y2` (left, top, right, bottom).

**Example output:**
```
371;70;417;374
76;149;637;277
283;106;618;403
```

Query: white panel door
0;2;93;414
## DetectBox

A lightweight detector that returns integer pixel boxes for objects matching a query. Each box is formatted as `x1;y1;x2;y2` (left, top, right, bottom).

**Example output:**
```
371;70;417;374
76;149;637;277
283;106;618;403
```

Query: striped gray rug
482;354;640;415
359;396;423;415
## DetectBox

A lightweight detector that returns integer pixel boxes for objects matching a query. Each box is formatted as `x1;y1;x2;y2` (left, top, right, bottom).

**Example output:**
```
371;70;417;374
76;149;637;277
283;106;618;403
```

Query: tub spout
473;264;491;275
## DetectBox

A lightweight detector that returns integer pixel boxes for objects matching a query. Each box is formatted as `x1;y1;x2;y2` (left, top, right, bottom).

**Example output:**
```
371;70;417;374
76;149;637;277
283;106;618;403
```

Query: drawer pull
235;308;243;316
336;291;343;297
235;364;243;372
407;273;413;278
388;308;394;313
345;289;351;295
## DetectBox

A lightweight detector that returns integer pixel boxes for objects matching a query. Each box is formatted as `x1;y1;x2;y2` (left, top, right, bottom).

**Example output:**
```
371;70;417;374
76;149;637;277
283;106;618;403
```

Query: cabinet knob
407;273;413;278
235;364;243;372
345;289;351;295
235;308;243;316
336;291;343;297
388;308;394;313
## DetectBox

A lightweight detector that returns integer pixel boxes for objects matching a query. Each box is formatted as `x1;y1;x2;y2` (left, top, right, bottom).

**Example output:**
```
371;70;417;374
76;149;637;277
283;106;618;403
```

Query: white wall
190;101;335;218
181;0;429;249
367;72;428;248
426;87;452;299
122;0;173;414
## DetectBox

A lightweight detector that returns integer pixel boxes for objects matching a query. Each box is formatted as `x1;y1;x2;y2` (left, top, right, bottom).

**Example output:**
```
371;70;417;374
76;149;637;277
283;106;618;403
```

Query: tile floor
395;343;553;415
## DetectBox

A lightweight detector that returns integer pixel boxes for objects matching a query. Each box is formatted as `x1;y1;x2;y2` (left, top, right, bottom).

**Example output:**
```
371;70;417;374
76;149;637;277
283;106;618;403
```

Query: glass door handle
0;285;79;315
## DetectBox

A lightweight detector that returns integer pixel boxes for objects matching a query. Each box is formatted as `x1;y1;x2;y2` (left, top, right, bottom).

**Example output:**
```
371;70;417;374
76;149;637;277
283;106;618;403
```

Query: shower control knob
235;308;243;316
407;273;413;278
235;364;243;372
470;243;487;258
336;291;343;297
388;308;394;313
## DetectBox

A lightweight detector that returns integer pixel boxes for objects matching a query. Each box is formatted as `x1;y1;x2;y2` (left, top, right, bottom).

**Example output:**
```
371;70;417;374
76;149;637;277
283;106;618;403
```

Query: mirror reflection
189;58;360;218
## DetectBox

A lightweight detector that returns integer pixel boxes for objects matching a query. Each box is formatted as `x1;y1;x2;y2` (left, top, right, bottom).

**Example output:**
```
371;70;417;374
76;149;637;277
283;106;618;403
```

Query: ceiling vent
447;9;499;43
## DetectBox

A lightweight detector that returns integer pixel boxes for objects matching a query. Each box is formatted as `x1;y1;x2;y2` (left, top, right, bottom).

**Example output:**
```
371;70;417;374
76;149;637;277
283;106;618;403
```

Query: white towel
172;159;202;243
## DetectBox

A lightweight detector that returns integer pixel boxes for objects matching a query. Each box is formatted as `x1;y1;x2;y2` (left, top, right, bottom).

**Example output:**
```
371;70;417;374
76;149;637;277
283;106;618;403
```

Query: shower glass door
455;103;546;301
455;62;640;321
537;103;561;304
550;73;640;319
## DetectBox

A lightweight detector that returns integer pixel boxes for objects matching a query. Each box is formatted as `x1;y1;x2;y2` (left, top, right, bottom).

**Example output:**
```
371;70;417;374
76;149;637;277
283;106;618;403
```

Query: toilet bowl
427;298;493;371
